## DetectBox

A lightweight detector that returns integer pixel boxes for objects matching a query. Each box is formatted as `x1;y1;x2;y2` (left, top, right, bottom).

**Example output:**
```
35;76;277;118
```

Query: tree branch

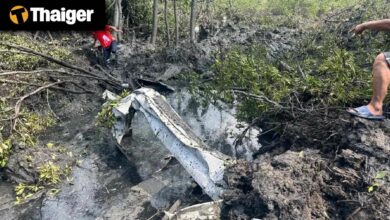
0;69;106;81
232;89;284;108
0;43;120;86
8;81;65;129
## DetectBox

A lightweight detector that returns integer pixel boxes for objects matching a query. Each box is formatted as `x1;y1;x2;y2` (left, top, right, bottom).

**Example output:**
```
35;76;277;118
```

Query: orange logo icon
10;6;29;25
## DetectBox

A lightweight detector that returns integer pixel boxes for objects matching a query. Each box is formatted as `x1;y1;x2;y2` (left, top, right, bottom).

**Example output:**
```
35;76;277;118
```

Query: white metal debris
104;88;233;200
164;200;223;220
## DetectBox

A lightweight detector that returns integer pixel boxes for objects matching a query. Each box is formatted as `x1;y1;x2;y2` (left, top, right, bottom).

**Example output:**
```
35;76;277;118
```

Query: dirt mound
242;117;390;220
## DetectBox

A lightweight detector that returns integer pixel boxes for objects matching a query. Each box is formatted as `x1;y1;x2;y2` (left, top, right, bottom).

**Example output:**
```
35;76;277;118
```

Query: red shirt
93;25;113;48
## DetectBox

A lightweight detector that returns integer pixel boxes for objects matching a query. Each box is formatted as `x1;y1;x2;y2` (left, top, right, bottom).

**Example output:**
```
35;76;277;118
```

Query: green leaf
46;143;54;149
375;171;387;180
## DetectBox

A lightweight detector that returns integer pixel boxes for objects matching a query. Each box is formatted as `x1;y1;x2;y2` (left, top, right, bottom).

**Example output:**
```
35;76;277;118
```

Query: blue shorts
103;40;117;61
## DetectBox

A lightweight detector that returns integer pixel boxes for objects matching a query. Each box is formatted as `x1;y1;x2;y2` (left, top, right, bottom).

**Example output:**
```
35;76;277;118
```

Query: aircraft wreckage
103;88;254;218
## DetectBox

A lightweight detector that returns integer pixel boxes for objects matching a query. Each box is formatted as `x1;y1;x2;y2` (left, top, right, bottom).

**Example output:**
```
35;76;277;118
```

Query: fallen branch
162;200;181;220
0;69;106;81
0;79;93;94
1;81;65;129
0;43;120;86
232;89;283;109
233;117;261;150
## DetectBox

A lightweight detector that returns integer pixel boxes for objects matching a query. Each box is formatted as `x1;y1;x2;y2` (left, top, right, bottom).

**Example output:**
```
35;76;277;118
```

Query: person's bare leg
367;53;390;115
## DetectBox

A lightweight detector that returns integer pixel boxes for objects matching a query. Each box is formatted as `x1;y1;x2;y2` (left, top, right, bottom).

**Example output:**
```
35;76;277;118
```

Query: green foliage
15;112;57;147
213;0;360;25
187;38;372;121
96;100;117;128
15;156;73;204
15;183;44;204
96;90;130;129
38;161;62;185
300;49;371;105
0;139;12;168
0;98;56;167
368;170;388;193
211;45;293;120
0;33;71;70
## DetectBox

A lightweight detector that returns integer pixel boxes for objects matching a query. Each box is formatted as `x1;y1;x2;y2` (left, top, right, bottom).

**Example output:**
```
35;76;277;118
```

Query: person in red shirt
92;25;122;65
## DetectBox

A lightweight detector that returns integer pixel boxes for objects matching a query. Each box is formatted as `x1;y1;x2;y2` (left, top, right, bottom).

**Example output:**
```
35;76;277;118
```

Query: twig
0;79;92;94
10;81;65;129
0;69;105;81
146;210;161;220
232;89;283;108
346;207;362;220
0;43;120;86
162;200;181;220
234;117;261;149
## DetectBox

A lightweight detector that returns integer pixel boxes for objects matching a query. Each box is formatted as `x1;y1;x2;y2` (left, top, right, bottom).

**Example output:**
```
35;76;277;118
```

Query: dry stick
0;69;106;81
232;89;283;108
233;117;261;149
0;79;92;94
11;81;65;129
0;43;120;86
162;200;181;220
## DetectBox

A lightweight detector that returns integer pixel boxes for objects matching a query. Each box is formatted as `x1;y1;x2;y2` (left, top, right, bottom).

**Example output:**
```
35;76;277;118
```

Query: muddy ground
1;20;390;220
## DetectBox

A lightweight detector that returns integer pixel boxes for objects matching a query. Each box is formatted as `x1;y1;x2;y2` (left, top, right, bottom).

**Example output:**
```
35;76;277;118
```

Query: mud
122;23;298;82
1;17;390;220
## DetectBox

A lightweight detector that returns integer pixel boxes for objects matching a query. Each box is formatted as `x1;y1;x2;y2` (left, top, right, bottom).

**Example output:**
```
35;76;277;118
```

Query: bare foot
367;103;383;116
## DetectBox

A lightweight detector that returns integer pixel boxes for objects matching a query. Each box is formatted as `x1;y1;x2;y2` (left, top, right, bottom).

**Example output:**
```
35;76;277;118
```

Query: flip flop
347;106;385;120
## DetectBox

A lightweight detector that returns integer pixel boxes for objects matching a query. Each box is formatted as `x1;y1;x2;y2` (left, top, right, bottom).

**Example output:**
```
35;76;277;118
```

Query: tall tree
164;0;170;47
113;0;123;41
173;0;179;46
151;0;159;45
190;0;196;43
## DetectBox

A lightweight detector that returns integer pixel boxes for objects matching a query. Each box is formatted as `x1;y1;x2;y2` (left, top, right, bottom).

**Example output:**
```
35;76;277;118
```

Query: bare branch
232;89;284;108
0;43;120;86
0;79;93;94
0;69;105;81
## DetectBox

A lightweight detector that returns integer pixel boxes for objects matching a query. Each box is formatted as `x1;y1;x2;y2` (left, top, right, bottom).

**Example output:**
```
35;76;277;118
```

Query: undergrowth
14;143;74;204
0;32;71;168
0;33;71;71
96;90;130;129
185;2;389;122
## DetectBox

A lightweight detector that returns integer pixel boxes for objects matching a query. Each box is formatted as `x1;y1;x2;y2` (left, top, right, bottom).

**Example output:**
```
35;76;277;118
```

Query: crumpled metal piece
104;88;234;200
164;200;223;220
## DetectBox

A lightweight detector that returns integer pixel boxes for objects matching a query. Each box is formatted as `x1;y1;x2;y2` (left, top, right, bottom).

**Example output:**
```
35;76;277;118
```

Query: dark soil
1;15;390;220
222;115;390;219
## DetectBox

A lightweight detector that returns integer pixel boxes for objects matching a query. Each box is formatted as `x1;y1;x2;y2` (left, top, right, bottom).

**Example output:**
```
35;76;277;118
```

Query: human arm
108;25;123;33
351;19;390;36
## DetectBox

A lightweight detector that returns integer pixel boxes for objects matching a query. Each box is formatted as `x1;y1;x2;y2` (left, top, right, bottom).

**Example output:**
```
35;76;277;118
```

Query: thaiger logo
9;6;29;25
9;6;95;25
30;8;94;25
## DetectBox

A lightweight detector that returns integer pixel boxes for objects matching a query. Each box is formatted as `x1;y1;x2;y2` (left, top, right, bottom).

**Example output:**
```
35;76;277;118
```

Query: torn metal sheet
104;88;234;200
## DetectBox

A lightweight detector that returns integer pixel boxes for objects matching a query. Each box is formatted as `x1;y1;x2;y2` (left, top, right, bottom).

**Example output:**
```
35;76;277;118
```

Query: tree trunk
164;0;170;47
112;0;123;41
173;0;179;46
113;0;119;40
190;0;196;43
151;0;159;45
117;0;123;41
